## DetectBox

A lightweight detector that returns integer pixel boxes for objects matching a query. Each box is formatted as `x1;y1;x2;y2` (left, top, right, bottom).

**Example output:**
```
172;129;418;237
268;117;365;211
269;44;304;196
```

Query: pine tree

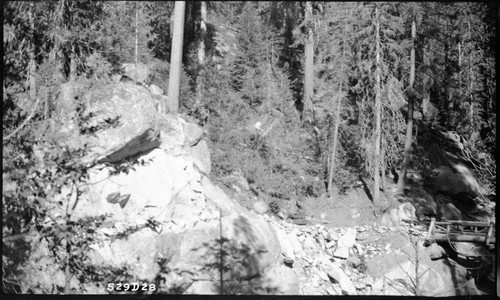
100;1;156;69
418;2;495;150
350;2;407;209
396;3;421;194
302;1;314;124
312;2;357;196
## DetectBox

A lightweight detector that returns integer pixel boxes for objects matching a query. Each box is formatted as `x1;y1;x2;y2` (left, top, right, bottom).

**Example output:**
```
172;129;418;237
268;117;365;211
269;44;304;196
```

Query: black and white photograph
3;1;497;296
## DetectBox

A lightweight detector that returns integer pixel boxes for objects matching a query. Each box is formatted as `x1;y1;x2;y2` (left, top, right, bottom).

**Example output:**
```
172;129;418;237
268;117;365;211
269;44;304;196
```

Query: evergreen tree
312;2;357;195
101;1;156;69
396;3;422;194
350;2;407;208
418;2;495;153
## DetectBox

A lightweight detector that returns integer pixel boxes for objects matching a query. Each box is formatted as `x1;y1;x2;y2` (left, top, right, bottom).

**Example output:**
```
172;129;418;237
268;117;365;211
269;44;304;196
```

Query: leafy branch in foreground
2;101;147;293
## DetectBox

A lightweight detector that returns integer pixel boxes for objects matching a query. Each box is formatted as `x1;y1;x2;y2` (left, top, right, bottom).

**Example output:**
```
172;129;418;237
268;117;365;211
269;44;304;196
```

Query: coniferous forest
3;1;497;296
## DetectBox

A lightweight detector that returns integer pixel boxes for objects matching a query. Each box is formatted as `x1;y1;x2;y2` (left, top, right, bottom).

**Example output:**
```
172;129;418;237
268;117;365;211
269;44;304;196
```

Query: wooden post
426;218;435;241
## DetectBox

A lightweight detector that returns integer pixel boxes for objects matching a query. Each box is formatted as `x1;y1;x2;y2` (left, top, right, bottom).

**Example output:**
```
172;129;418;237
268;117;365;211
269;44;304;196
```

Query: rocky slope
266;213;493;296
20;83;493;295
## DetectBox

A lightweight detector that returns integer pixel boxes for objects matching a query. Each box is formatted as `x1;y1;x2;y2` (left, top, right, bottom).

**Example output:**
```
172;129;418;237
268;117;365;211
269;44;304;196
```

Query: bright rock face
48;83;281;293
78;84;162;164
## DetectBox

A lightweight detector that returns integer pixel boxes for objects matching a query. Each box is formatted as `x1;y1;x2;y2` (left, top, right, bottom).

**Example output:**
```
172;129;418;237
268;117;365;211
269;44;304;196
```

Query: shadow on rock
186;215;279;295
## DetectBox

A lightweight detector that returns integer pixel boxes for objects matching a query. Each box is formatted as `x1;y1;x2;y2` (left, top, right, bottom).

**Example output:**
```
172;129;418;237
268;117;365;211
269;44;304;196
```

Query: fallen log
431;232;495;244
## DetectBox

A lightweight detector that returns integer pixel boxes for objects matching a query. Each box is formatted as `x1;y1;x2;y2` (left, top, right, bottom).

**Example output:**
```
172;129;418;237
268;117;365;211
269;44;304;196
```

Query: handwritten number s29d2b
107;282;156;292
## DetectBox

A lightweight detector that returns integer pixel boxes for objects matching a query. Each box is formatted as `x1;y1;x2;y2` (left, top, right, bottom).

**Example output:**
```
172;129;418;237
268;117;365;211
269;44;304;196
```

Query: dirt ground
301;186;378;228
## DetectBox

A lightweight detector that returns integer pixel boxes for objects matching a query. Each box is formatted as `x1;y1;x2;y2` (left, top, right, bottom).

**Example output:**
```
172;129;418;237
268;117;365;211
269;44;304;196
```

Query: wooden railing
423;218;496;249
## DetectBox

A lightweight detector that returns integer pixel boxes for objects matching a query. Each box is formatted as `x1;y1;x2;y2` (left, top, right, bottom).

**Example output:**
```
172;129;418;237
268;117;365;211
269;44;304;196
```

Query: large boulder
179;115;210;174
150;176;281;284
156;210;280;283
122;62;150;84
199;176;281;268
425;164;483;197
186;139;211;175
24;83;284;294
324;261;356;295
149;84;164;95
88;228;161;281
180;116;205;147
73;148;201;222
273;226;296;261
72;113;210;223
381;203;418;226
79;84;162;164
372;260;448;296
77;126;277;293
413;196;437;221
73;152;280;293
259;264;300;294
434;193;468;221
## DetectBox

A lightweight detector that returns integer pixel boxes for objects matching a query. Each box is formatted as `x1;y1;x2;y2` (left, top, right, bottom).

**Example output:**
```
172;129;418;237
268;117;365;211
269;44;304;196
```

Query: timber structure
423;218;496;250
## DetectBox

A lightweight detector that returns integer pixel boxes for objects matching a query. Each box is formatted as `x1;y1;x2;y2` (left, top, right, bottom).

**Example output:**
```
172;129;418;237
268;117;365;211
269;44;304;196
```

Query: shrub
2;84;143;293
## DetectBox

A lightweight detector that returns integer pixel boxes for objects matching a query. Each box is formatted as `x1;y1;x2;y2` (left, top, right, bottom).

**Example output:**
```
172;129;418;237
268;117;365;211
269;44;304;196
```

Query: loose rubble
263;213;458;295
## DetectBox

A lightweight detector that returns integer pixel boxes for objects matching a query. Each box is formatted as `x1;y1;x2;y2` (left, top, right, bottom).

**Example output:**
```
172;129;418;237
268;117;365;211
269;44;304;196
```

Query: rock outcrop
122;62;150;84
28;83;282;294
372;260;447;296
78;84;162;164
149;84;164;96
425;164;483;197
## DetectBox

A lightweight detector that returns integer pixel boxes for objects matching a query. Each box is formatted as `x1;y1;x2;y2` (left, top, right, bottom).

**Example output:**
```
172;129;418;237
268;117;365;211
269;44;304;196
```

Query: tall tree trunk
196;1;207;102
52;0;65;82
135;2;139;73
266;44;272;114
168;1;186;113
421;39;431;121
197;1;206;66
443;18;452;127
303;1;314;124
396;16;416;195
28;2;36;100
42;0;65;135
467;20;474;127
219;208;224;294
64;241;72;294
381;145;386;192
458;41;462;96
327;8;349;197
373;6;382;208
69;44;76;81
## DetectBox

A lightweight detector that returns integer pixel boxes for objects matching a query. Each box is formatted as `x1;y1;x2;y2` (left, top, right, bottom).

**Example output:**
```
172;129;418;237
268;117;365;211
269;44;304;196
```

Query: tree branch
3;97;40;141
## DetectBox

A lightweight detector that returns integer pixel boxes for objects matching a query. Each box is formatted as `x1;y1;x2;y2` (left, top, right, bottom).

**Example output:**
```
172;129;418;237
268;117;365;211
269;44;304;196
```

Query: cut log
431;233;495;244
